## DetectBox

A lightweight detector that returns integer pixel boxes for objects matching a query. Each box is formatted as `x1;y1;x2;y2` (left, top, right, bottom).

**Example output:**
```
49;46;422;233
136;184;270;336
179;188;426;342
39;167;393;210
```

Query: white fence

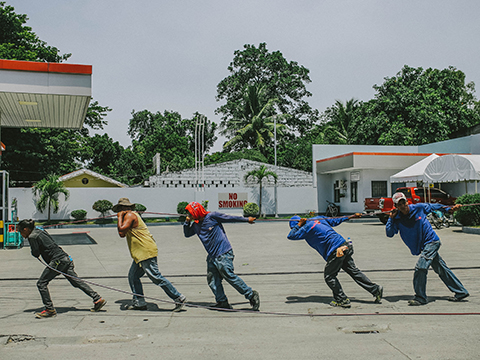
10;186;317;221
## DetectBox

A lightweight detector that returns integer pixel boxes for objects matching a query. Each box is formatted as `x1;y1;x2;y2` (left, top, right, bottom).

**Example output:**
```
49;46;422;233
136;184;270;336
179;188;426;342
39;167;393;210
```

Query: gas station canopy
0;59;92;129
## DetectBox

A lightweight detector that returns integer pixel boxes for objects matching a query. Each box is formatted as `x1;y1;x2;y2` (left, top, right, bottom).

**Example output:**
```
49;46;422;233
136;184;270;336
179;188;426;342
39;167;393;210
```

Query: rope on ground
37;258;480;317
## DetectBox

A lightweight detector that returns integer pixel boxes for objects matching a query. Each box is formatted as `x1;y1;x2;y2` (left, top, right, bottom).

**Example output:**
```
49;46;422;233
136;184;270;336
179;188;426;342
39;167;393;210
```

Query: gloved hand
298;218;307;227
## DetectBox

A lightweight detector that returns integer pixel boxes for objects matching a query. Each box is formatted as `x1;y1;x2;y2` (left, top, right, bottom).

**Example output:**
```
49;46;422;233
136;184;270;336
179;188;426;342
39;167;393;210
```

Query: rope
37;258;480;317
40;203;480;228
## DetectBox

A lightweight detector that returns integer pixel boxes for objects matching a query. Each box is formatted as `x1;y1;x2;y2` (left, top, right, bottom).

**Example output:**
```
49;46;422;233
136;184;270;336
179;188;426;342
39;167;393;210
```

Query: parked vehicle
427;210;450;229
364;187;456;224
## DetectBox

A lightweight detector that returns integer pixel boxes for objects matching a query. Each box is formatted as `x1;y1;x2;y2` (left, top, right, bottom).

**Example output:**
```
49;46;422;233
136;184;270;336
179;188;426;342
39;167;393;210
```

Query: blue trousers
206;250;253;303
413;241;469;304
128;257;182;307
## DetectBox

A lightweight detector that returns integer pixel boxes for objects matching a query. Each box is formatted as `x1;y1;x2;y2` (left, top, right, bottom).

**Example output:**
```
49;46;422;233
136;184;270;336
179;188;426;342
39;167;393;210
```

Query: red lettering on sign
229;193;238;200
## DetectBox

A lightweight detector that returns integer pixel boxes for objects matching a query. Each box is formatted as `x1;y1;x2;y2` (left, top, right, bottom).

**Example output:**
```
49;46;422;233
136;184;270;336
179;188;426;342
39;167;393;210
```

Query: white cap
392;192;407;204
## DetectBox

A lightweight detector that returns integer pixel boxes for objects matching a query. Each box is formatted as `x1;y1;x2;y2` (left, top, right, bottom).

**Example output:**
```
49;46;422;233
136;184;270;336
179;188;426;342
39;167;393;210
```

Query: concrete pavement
1;220;479;359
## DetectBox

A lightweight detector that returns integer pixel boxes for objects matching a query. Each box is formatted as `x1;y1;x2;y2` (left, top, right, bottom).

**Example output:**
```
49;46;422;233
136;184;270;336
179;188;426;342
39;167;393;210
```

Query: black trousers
37;256;100;310
324;243;379;301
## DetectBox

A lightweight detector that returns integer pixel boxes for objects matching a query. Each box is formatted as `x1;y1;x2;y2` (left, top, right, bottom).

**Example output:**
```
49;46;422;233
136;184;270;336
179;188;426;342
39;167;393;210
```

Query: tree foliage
92;199;113;218
244;165;278;216
350;65;480;145
0;2;70;62
128;110;217;173
222;84;287;156
321;99;360;144
216;43;318;137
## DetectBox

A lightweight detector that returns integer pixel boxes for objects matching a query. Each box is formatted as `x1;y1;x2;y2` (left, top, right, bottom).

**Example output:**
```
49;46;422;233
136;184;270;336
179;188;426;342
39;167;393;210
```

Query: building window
351;181;358;202
81;178;89;185
334;183;340;202
371;181;388;197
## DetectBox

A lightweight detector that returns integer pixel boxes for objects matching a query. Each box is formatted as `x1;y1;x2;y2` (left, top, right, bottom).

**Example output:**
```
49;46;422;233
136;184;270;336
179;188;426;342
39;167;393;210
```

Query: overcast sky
7;0;480;152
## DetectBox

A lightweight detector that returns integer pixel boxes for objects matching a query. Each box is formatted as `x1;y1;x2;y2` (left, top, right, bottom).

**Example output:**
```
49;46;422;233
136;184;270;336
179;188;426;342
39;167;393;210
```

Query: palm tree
323;98;359;144
223;84;286;156
244;165;278;217
32;175;70;222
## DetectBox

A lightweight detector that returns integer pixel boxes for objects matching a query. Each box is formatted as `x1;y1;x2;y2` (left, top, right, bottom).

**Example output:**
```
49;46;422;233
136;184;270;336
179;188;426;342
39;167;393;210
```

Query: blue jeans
128;257;182;307
413;241;469;304
206;250;253;303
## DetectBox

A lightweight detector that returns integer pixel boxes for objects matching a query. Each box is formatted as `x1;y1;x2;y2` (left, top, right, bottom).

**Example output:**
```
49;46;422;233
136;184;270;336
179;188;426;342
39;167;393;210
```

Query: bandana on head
185;201;210;223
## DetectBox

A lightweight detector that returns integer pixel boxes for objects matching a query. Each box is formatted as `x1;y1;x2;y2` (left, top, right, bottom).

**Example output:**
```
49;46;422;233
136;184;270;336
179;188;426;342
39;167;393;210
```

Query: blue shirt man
288;214;382;308
183;202;260;311
386;192;469;305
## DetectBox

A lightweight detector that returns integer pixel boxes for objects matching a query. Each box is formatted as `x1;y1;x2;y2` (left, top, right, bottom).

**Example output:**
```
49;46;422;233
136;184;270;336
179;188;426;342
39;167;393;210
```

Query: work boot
173;295;187;312
374;285;383;304
447;294;469;302
213;301;232;310
249;290;260;311
329;298;351;308
91;298;107;312
35;309;57;318
407;299;425;306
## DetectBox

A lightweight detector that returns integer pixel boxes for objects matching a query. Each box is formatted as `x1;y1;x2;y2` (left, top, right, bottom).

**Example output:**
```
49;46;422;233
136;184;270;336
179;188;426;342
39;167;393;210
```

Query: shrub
92;200;113;218
177;201;189;222
243;202;259;217
71;209;87;221
177;201;189;215
135;203;147;213
455;193;480;226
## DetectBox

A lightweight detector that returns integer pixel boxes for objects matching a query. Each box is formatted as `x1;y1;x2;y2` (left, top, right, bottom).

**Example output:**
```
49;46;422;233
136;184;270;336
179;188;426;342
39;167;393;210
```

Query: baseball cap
392;192;407;205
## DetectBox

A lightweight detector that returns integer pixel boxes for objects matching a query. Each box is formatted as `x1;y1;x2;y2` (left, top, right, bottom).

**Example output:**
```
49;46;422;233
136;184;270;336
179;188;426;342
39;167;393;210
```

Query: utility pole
194;115;205;201
274;115;278;218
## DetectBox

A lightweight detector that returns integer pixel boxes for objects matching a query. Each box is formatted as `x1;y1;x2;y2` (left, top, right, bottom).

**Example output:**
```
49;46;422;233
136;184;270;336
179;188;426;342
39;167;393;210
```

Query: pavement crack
383;338;412;359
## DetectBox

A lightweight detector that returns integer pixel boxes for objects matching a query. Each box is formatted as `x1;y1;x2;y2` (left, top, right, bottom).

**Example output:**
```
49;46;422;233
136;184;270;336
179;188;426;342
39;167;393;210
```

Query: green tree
321;98;360;144
244;165;278;217
0;2;70;62
32;175;70;222
351;65;480;145
128;110;217;173
3;100;112;186
205;149;268;165
0;3;114;186
216;43;318;137
92;200;113;219
222;84;287;156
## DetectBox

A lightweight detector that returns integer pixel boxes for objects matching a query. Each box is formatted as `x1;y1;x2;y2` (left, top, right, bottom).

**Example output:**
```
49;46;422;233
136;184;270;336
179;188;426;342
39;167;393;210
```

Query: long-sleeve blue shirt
183;212;249;258
386;203;449;256
287;216;350;261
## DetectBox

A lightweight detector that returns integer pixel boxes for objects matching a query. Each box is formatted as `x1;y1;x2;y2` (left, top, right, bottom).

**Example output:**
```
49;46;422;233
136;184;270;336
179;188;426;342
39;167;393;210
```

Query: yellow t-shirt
126;212;158;263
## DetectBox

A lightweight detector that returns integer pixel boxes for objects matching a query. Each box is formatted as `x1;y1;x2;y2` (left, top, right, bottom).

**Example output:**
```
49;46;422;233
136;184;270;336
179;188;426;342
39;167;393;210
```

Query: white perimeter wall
10;186;317;221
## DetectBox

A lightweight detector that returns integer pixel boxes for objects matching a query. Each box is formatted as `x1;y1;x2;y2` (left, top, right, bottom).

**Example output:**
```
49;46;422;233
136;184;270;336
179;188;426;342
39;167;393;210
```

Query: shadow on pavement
115;299;174;312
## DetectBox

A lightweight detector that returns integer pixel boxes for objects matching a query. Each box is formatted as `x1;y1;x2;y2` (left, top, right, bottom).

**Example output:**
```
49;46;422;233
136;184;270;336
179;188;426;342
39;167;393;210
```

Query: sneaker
407;299;425;306
125;304;148;311
35;309;57;318
329;298;351;308
213;301;232;310
173;295;186;312
374;285;383;304
249;290;260;311
91;298;107;312
448;293;469;302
